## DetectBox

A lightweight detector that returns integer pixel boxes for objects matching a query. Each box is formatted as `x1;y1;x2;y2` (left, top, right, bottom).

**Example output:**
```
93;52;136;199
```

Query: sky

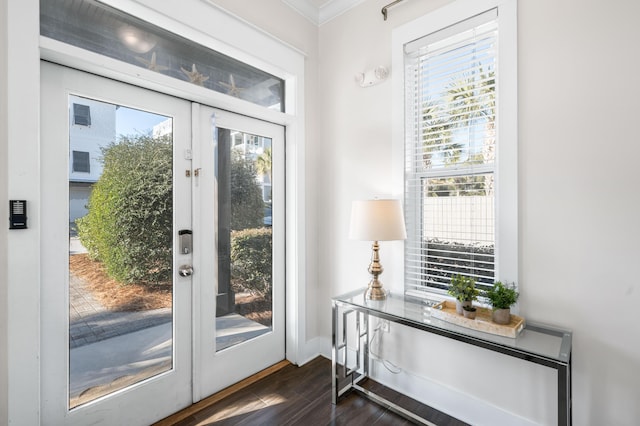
115;106;169;138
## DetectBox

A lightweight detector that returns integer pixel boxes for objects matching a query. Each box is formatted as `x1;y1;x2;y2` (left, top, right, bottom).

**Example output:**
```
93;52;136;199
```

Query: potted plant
483;281;519;325
462;305;477;319
447;274;480;315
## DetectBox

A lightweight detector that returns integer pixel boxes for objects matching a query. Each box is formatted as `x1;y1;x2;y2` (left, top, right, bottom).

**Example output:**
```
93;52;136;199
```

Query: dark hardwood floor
157;357;468;426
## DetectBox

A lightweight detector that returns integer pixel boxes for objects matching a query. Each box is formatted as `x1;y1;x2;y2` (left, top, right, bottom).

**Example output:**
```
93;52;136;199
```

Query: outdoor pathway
69;273;171;349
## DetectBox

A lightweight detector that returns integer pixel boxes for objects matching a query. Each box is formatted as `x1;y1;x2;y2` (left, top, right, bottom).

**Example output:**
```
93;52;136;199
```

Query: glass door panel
215;128;273;351
68;96;174;408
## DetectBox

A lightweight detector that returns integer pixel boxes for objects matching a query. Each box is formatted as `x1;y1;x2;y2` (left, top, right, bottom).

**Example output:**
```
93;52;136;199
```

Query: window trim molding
392;0;518;296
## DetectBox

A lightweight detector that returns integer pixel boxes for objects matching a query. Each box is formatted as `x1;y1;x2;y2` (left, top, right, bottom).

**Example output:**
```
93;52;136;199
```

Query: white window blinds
404;9;498;293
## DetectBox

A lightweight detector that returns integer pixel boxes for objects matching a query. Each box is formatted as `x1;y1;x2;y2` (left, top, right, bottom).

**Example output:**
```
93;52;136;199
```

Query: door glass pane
216;128;273;351
69;95;174;408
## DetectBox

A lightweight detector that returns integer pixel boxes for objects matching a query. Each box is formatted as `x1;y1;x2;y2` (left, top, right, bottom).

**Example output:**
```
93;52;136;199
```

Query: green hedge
76;135;173;284
230;152;264;230
230;227;272;301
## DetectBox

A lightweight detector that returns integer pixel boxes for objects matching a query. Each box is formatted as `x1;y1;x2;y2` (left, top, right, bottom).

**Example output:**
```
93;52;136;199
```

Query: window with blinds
404;9;498;293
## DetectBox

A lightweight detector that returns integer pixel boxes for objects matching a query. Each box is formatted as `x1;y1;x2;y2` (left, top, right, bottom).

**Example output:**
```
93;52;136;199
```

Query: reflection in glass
68;96;173;408
216;129;273;351
41;0;285;111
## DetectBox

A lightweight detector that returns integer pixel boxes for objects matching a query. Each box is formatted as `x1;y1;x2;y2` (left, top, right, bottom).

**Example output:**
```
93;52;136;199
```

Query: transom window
40;0;285;111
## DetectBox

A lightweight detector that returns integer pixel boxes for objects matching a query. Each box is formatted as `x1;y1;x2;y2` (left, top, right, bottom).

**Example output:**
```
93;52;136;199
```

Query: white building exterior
152;118;172;138
231;131;272;202
68;96;116;222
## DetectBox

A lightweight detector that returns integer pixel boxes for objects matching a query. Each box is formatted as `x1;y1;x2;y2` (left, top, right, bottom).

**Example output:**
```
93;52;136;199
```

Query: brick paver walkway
69;274;171;349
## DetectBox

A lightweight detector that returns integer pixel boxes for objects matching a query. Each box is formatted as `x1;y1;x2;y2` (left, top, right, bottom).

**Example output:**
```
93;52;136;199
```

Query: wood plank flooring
156;357;468;426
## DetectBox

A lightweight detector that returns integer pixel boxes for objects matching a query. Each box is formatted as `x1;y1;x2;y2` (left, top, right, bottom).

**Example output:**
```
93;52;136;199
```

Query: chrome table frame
331;289;572;425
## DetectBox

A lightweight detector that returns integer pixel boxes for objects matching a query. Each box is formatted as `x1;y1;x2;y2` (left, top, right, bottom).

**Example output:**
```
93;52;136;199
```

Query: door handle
179;265;194;277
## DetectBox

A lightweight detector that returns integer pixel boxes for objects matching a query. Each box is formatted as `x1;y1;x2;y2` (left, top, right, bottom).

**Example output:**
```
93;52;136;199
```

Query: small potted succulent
462;305;477;320
447;274;480;315
483;281;519;325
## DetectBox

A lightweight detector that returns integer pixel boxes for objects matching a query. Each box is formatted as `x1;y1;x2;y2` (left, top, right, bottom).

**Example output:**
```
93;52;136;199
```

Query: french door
193;105;286;400
40;62;285;425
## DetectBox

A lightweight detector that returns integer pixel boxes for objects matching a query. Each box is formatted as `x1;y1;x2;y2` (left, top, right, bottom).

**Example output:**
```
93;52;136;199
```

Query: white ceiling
282;0;367;26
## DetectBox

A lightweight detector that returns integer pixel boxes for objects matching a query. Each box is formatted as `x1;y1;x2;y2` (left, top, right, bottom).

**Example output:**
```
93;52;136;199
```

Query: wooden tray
431;301;525;338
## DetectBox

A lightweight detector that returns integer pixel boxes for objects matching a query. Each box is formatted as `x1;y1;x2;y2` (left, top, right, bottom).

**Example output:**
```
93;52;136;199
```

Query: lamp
349;199;407;300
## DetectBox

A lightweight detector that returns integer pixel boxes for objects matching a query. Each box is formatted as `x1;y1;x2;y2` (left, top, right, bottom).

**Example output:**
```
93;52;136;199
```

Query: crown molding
282;0;366;26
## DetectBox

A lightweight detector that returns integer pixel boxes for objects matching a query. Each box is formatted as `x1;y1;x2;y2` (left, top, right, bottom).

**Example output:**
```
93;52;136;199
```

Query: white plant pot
492;308;511;324
456;300;472;315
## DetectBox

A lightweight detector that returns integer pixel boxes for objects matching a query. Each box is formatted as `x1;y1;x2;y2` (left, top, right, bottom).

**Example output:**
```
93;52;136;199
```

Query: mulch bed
70;254;272;326
70;253;172;311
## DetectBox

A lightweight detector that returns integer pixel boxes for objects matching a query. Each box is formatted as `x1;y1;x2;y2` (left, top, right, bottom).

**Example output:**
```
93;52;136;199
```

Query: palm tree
419;70;495;196
420;100;453;169
446;69;496;195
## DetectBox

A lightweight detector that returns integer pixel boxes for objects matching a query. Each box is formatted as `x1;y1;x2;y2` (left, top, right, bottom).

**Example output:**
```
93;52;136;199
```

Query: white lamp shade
349;199;407;241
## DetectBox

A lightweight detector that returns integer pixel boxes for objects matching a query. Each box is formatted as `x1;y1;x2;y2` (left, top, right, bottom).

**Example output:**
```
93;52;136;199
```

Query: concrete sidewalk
70;321;172;400
69;313;270;404
68;239;270;403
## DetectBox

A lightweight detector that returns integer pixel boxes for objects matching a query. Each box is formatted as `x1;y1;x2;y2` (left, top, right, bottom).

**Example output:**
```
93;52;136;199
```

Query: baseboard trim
297;336;331;365
371;360;538;426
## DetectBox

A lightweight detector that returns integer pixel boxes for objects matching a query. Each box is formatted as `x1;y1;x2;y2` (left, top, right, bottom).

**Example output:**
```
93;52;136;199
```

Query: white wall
317;0;455;315
0;0;9;419
518;0;640;423
2;0;41;424
316;0;640;424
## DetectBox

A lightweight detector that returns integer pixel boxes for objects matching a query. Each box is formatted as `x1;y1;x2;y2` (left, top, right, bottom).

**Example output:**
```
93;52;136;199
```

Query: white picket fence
423;195;495;244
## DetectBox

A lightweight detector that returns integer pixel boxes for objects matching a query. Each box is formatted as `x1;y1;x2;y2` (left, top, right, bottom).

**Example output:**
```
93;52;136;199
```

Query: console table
331;289;572;425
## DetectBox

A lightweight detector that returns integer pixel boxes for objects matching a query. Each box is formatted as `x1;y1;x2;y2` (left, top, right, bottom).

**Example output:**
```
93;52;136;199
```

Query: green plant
230;151;265;231
483;281;519;310
447;274;479;302
76;135;173;284
230;227;272;301
462;305;477;312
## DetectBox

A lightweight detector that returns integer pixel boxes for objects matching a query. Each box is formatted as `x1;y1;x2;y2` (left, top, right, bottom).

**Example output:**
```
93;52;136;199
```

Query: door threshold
153;360;291;426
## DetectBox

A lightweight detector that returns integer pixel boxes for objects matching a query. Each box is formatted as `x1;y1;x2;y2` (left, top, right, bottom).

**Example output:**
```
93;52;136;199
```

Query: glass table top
334;289;572;364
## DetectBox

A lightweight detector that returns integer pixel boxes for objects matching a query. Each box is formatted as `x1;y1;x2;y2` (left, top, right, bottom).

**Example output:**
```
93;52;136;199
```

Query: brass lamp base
365;279;387;300
364;240;387;300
